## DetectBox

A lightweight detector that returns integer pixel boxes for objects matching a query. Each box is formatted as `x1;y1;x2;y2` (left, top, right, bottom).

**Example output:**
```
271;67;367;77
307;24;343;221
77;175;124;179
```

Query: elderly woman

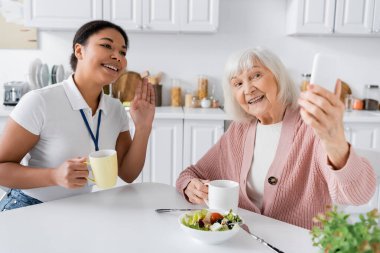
176;47;376;229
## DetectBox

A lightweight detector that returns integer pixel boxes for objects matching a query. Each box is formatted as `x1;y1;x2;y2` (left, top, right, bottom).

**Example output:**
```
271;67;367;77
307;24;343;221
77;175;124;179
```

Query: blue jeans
0;189;42;211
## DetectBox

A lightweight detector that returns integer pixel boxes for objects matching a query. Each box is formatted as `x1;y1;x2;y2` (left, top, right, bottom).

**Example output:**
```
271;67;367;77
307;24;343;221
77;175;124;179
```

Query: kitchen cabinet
286;0;380;36
24;0;103;29
130;107;184;186
180;0;219;32
182;107;225;168
122;107;226;187
24;0;219;32
344;111;380;150
103;0;180;32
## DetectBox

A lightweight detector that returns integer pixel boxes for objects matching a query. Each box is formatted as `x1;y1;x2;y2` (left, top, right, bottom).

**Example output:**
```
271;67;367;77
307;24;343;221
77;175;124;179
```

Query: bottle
300;73;311;91
363;84;379;111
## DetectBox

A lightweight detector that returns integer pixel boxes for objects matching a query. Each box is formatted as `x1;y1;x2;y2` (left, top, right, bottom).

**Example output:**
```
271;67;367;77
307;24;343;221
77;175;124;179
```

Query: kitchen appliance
3;81;28;106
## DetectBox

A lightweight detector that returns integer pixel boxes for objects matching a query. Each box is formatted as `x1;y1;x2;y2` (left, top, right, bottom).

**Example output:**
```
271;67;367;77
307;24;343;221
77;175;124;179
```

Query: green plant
311;206;380;253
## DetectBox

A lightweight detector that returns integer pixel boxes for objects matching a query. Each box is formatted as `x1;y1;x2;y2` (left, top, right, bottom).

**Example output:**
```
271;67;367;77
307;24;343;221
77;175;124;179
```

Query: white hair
222;47;299;122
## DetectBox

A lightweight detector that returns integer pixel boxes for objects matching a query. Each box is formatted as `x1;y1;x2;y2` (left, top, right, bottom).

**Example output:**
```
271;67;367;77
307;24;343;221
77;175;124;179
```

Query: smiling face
230;60;285;124
74;28;127;86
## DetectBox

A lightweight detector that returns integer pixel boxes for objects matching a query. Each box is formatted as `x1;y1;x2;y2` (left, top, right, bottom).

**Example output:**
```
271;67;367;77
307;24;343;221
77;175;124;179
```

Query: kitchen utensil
51;65;57;84
3;81;28;106
112;71;142;102
363;84;379;111
340;81;352;103
87;149;118;189
204;180;239;213
178;211;241;244
155;208;199;213
39;64;49;87
55;65;65;83
28;58;42;90
238;222;284;253
152;84;162;106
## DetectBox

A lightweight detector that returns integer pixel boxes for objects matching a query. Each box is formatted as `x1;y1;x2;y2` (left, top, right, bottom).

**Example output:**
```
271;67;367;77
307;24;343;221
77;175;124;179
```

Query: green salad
181;209;242;231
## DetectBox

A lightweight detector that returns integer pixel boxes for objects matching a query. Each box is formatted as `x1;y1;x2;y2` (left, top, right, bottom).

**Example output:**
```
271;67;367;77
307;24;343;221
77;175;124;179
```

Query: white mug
205;180;239;213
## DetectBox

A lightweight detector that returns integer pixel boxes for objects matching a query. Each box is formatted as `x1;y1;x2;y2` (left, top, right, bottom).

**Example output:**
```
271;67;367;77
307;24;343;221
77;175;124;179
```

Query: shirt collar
63;75;108;115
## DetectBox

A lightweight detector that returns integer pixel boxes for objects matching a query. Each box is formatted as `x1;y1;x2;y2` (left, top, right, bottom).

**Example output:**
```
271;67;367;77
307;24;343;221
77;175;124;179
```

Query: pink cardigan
176;106;377;229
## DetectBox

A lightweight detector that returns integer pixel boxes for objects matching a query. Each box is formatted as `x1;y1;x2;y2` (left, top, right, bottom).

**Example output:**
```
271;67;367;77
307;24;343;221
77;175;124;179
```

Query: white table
0;183;318;253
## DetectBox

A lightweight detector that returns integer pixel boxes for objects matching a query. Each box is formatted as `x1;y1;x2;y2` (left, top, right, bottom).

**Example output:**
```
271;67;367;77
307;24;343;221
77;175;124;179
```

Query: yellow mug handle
84;161;96;183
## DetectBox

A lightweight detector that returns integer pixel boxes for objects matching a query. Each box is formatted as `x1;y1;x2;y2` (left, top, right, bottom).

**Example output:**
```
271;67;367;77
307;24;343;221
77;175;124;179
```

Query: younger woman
0;20;155;211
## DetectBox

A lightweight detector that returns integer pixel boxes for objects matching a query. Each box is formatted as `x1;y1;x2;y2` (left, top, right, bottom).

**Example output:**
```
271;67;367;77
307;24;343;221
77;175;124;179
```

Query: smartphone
310;53;340;93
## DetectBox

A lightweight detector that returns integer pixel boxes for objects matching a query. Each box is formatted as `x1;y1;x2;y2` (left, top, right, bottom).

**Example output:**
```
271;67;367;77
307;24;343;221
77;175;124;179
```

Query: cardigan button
268;176;278;185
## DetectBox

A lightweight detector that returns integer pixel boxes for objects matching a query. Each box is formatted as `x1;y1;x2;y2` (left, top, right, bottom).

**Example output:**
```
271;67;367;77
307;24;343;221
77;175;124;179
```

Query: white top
10;75;129;202
0;183;317;253
246;122;282;209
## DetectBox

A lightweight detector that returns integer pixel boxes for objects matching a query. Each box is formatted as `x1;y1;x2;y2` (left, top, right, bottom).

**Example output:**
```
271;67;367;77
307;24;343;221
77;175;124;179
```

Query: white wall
0;0;380;105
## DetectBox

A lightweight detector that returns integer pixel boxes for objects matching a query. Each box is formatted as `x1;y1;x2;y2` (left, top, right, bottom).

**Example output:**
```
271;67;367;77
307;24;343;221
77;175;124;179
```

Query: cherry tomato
210;212;224;224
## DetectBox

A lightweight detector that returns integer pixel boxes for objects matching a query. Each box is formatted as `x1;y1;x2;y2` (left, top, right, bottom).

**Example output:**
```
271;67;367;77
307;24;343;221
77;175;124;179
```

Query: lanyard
79;109;102;151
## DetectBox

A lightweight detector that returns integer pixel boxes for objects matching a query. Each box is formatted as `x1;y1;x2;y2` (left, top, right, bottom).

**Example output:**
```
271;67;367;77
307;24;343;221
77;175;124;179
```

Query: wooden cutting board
112;71;142;102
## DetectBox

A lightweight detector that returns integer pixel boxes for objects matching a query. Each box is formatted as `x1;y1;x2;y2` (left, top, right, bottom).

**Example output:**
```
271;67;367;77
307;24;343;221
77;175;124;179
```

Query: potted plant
311;206;380;253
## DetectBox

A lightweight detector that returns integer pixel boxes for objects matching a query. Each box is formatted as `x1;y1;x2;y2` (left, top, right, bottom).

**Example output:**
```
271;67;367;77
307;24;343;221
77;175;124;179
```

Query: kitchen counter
183;107;230;120
0;104;15;117
0;105;227;119
1;104;380;122
344;110;380;122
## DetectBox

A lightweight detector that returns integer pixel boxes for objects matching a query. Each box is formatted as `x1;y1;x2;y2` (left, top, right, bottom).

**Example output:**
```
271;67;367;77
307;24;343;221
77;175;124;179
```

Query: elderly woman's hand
184;178;210;204
298;80;349;169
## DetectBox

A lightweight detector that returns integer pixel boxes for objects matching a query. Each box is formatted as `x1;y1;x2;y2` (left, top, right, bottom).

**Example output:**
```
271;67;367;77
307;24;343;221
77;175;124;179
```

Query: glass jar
363;84;379;111
300;73;311;91
171;79;182;107
197;75;208;100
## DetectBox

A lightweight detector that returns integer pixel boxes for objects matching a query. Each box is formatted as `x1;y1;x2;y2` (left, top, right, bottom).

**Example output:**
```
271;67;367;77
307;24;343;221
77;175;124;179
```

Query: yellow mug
87;149;118;189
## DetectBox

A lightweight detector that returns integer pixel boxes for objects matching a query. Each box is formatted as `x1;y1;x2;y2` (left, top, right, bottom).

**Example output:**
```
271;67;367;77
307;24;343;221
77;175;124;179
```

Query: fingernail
308;84;314;90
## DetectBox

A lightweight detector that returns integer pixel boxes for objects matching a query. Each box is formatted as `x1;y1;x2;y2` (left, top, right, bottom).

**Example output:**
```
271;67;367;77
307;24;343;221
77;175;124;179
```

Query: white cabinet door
24;0;102;29
140;119;183;186
180;0;219;32
103;0;143;31
142;0;180;32
183;119;224;168
286;0;336;34
344;122;380;150
335;0;375;34
373;0;380;33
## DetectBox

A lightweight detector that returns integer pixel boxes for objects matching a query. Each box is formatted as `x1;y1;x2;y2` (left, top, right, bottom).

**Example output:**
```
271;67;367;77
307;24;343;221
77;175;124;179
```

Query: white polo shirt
10;75;129;202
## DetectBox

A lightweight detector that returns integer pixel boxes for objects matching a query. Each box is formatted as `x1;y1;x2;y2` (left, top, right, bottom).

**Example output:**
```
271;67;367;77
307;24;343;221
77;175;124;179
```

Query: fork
238;222;285;253
155;208;199;213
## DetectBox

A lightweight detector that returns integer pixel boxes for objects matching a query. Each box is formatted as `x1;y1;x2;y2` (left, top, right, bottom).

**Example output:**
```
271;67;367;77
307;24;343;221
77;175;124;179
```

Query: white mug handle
203;182;210;207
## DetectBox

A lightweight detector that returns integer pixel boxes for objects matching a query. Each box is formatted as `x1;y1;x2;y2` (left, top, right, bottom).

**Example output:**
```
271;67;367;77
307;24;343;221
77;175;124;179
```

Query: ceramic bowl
178;212;241;244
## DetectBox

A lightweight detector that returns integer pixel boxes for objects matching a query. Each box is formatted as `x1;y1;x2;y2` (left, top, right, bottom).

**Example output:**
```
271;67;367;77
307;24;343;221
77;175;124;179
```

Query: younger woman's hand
184;178;210;204
298;80;349;169
52;157;89;189
130;78;155;132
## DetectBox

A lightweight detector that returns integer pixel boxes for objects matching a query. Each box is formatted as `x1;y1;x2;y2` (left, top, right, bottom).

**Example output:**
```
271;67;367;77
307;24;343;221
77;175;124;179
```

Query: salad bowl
178;209;242;244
